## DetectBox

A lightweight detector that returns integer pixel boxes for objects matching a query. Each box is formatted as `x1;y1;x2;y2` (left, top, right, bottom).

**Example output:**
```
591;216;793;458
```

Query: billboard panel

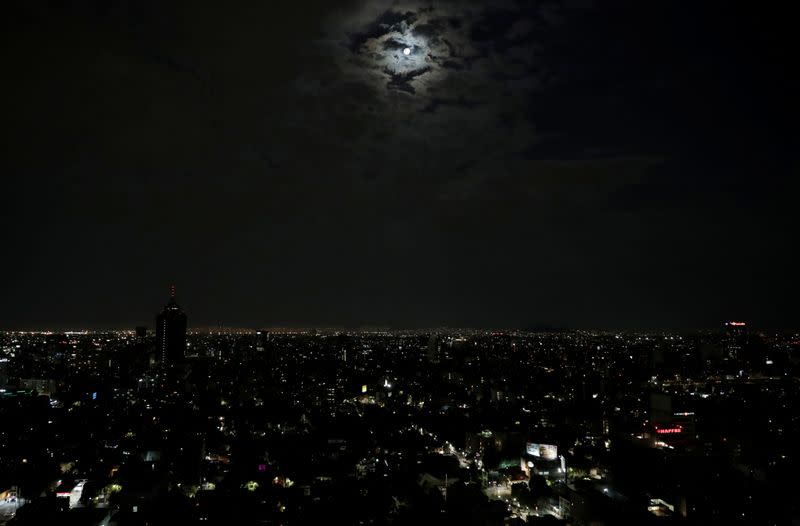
526;442;558;460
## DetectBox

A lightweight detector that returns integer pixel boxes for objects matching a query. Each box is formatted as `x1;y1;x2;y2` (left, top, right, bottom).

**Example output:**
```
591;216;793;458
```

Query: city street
69;480;87;509
0;498;26;525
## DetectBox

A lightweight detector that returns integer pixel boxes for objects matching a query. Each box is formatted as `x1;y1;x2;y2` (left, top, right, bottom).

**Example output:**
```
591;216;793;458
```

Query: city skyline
0;285;782;334
2;323;798;524
0;279;787;334
2;2;797;524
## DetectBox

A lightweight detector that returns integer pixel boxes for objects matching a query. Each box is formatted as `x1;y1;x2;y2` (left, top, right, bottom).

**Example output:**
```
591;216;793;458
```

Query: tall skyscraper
156;285;187;365
723;321;746;361
427;333;441;363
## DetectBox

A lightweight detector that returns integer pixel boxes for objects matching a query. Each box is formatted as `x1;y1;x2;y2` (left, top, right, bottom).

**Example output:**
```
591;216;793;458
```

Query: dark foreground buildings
0;323;799;525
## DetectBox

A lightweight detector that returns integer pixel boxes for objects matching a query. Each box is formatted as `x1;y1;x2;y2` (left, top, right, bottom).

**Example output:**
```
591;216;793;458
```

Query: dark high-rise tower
156;285;187;365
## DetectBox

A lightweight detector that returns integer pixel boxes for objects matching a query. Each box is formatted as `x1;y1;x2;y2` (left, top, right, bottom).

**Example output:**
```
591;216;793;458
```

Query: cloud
334;1;543;103
279;1;591;201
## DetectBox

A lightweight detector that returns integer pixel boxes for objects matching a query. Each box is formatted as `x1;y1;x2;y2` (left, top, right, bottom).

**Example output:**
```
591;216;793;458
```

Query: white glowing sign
526;442;557;460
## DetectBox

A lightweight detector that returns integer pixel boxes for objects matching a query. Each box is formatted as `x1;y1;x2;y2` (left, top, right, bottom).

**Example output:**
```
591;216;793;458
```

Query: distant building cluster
1;306;799;525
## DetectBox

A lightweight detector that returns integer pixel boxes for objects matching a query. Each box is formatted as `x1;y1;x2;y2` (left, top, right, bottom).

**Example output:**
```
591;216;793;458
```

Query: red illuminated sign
655;426;682;434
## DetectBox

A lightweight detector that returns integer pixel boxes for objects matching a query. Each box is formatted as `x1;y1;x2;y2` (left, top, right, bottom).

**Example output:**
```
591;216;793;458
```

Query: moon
403;47;412;56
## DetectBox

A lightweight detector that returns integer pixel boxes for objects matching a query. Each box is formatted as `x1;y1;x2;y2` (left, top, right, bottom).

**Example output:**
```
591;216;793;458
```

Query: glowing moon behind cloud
340;5;488;95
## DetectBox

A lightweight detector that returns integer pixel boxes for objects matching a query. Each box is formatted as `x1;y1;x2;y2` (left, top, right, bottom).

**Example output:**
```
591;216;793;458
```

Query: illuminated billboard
655;425;682;435
526;442;558;460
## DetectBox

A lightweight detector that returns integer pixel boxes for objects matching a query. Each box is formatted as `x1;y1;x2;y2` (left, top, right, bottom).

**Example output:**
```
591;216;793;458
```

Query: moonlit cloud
287;1;611;200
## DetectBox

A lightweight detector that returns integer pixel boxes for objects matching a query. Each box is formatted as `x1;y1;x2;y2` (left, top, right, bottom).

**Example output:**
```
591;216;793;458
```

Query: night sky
2;1;797;330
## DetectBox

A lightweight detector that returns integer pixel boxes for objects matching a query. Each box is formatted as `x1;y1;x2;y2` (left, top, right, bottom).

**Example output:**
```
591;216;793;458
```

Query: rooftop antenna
169;284;176;299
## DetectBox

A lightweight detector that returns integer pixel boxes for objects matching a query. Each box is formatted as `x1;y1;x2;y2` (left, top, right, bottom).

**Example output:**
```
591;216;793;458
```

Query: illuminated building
671;411;696;438
521;441;565;479
255;330;279;364
723;321;746;360
426;333;440;363
155;285;187;365
0;359;8;386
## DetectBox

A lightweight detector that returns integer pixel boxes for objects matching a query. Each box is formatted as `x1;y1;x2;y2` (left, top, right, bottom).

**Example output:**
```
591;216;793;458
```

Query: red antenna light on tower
170;284;176;299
